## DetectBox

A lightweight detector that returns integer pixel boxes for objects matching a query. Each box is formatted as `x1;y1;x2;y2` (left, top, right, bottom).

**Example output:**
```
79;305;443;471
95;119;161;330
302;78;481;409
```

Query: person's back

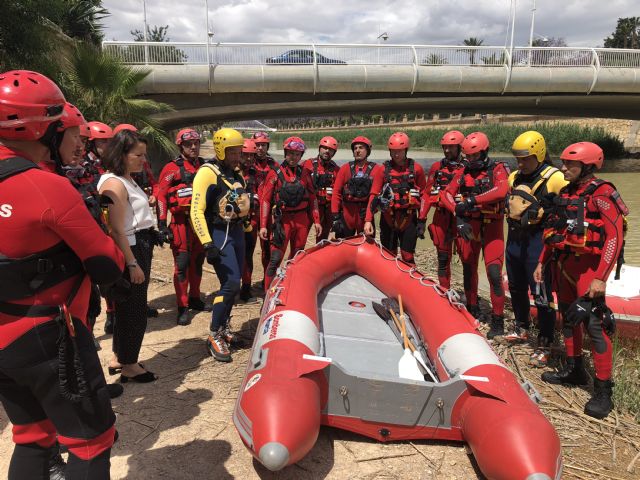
0;70;124;480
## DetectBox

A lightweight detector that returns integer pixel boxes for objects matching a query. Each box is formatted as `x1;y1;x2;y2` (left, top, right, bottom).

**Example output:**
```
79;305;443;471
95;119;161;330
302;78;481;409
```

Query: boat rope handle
270;234;467;312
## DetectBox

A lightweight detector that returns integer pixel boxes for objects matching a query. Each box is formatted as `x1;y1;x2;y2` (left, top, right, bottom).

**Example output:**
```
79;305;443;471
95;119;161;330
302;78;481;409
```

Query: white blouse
97;173;156;245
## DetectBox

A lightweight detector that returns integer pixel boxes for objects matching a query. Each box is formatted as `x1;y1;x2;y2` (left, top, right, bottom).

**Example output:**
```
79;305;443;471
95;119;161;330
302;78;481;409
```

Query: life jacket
243;166;259;212
0;157;83;301
83;152;104;176
274;165;307;210
429;159;463;200
254;156;276;186
167;157;199;214
457;159;507;219
73;174;110;234
311;158;337;203
382;158;420;210
201;162;251;225
131;163;153;196
506;165;559;230
343;162;375;203
543;179;629;256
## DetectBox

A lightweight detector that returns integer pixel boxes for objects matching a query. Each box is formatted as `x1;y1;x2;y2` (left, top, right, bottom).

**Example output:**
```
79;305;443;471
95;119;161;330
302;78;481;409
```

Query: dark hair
102;130;147;176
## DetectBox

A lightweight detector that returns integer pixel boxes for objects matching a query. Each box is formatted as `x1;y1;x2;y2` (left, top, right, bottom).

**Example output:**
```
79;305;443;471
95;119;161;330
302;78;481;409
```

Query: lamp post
508;0;517;64
376;32;389;65
205;0;212;65
528;0;537;48
142;0;149;64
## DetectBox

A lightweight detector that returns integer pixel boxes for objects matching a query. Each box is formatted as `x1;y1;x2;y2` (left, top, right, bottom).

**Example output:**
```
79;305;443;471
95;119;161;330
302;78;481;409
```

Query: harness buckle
59;303;76;337
36;258;53;274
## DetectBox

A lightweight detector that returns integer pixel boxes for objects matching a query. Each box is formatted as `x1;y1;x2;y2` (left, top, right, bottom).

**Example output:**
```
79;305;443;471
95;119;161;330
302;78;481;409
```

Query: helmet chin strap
40;122;63;174
467;150;488;170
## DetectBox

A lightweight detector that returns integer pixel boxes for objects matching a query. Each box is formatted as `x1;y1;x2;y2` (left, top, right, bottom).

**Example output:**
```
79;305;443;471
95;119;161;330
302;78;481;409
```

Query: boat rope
270;234;466;312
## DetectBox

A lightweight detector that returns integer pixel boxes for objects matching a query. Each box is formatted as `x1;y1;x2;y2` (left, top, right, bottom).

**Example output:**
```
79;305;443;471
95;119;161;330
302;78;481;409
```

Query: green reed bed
612;336;640;421
271;123;626;159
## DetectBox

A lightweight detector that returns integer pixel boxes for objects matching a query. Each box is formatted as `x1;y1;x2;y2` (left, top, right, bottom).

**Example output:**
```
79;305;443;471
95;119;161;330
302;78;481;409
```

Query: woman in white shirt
98;130;157;383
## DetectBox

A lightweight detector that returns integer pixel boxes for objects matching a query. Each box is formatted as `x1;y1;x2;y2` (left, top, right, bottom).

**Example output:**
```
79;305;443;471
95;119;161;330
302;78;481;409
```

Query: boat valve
436;398;445;424
379;428;390;438
339;386;348;397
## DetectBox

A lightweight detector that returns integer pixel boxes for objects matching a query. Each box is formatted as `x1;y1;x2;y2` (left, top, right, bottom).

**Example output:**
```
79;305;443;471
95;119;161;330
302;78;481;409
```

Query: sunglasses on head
285;141;305;151
181;131;201;142
46;104;64;117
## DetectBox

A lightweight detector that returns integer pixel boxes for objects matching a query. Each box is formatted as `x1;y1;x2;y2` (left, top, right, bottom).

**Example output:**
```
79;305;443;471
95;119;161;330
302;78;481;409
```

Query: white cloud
102;0;637;47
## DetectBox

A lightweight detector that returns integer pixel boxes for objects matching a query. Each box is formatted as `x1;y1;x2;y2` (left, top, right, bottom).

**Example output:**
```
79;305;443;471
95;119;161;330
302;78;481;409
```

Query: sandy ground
1;237;639;479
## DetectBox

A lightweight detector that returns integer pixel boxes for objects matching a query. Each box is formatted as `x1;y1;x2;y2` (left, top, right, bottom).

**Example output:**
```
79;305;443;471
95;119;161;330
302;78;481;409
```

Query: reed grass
271;122;626;159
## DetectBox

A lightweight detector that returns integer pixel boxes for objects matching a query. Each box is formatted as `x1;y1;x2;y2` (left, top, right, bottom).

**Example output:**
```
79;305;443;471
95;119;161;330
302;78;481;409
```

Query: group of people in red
0;66;627;479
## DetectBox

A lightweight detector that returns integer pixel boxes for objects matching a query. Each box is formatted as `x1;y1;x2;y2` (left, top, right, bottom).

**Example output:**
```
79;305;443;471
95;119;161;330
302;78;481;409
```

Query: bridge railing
102;41;640;68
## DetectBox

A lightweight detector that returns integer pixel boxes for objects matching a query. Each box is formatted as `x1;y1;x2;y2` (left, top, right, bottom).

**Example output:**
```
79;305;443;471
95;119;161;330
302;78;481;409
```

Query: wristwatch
126;260;139;268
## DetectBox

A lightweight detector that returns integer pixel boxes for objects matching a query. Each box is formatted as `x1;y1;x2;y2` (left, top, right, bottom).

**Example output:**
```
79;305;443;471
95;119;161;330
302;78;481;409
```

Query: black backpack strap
364;162;375;177
0;157;38;181
583;179;611;196
383;161;392;183
349;161;356;178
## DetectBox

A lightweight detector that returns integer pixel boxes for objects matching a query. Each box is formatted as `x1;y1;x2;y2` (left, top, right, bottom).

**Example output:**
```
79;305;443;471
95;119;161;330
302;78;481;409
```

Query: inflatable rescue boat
502;264;640;339
233;236;562;480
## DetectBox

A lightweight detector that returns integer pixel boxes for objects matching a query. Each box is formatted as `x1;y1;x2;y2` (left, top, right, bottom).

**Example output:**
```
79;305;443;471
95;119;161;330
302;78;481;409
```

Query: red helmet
58;103;86;132
79;124;91;138
252;131;271;144
560;142;604;170
440;130;465;146
0;70;65;141
113;123;138;134
388;132;410;150
176;128;200;145
242;138;258;154
319;136;338;151
461;132;490;155
283;136;305;152
87;121;113;140
351;135;372;152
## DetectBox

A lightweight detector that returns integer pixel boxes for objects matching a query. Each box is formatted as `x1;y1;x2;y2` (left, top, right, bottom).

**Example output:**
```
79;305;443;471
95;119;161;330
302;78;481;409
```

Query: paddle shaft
389;309;416;353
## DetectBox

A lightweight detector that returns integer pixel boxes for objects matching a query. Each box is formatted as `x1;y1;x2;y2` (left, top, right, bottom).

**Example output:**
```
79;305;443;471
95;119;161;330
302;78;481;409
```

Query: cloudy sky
102;0;635;47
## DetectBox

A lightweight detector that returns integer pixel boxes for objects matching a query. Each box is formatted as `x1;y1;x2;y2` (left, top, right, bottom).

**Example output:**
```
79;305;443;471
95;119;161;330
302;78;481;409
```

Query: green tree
461;37;484;65
422;53;448;65
60;43;176;155
61;0;109;46
0;1;109;74
532;36;567;47
129;25;187;64
604;17;640;49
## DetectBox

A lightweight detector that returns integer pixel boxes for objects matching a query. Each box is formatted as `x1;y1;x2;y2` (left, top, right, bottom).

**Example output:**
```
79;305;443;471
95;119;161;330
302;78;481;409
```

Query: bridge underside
148;92;640;129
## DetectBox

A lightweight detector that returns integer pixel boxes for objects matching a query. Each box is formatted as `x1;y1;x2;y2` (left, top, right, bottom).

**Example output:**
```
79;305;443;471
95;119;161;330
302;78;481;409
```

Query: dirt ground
1;238;639;479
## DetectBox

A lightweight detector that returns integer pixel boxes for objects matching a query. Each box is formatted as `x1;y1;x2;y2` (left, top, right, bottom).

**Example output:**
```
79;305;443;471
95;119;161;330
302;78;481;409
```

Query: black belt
0;301;60;317
135;228;155;236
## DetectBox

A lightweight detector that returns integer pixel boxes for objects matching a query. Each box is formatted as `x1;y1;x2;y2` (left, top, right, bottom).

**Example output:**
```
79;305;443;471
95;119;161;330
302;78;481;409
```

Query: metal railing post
411;45;418;95
502;47;512;94
312;43;318;94
588;48;601;95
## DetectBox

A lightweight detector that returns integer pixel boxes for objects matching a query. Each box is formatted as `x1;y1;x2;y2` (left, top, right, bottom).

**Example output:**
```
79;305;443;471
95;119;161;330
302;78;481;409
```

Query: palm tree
461;37;484;65
60;43;177;156
61;0;110;46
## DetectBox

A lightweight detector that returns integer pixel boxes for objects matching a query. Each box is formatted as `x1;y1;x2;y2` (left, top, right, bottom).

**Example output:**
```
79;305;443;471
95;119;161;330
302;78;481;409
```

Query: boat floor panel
319;274;405;379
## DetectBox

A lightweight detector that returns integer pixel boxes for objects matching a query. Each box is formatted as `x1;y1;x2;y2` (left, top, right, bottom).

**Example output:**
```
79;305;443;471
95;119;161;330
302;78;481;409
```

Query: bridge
102;42;640;129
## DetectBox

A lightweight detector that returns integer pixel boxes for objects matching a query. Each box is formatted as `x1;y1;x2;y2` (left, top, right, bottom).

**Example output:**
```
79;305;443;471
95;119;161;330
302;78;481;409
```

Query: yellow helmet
512;130;546;163
213;128;243;160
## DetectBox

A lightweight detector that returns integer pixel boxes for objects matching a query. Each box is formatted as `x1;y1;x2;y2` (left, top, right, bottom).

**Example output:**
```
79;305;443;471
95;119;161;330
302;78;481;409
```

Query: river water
252;148;640;265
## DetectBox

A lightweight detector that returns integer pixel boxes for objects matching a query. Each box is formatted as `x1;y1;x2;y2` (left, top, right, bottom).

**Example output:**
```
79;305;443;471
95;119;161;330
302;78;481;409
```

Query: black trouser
0;319;114;480
380;213;418;263
506;229;556;341
113;230;153;364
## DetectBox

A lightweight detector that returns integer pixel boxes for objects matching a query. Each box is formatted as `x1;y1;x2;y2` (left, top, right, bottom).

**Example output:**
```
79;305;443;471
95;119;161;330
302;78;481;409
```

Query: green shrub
270;122;626;159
